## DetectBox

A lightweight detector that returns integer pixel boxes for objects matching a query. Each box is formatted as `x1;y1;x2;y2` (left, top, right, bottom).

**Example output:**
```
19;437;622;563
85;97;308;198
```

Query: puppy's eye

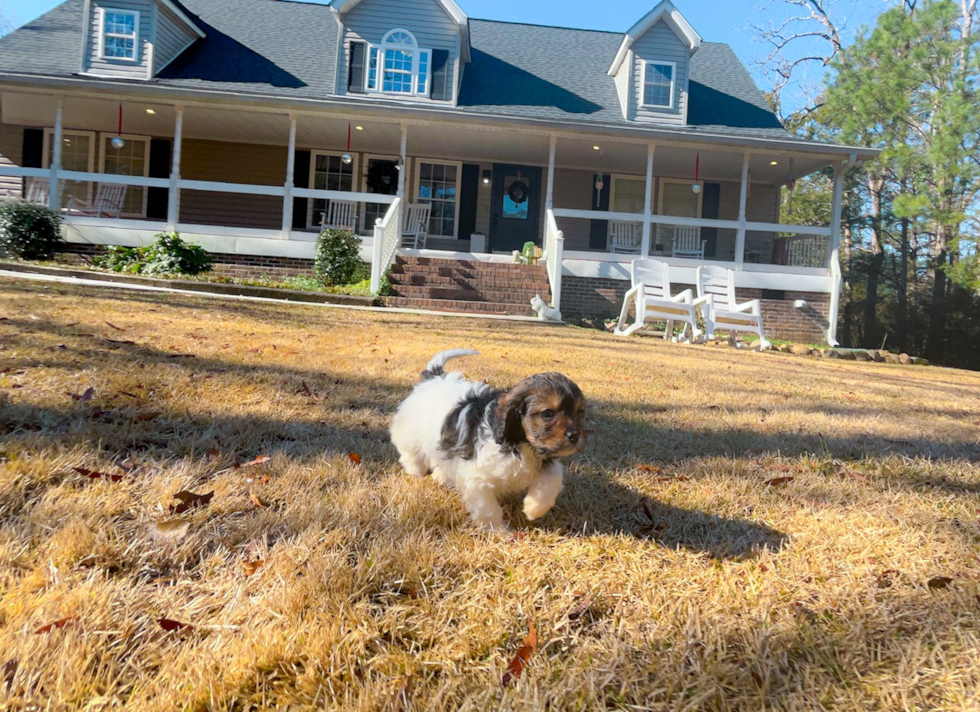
540;409;557;421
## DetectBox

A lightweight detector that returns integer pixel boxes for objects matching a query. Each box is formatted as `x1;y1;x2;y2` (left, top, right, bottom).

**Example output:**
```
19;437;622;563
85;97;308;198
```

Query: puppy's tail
421;349;479;380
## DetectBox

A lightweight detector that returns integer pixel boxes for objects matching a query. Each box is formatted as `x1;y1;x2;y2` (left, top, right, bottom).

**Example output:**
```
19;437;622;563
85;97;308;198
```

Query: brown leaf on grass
35;617;76;634
243;560;265;576
238;455;270;469
135;412;161;422
206;447;221;459
502;623;537;687
170;490;214;514
149;519;190;542
69;387;95;402
2;658;16;692
765;477;795;488
246;474;271;485
250;493;269;509
635;464;661;474
928;576;953;590
876;570;899;589
74;467;125;483
105;321;125;331
157;618;192;632
119;391;141;400
348;453;361;465
566;594;593;621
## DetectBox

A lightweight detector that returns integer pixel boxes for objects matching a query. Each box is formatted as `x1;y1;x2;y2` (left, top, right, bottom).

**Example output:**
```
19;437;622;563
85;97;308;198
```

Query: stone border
774;344;929;365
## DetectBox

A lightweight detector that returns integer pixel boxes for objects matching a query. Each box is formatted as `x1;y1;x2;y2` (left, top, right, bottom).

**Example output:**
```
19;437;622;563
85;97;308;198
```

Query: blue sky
2;0;888;110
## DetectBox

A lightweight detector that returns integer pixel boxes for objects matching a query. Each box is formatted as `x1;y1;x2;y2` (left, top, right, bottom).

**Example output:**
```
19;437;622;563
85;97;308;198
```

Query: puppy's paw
523;496;554;522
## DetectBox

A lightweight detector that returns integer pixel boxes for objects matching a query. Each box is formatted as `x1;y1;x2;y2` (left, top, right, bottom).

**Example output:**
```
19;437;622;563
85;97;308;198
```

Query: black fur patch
439;390;503;460
420;365;443;381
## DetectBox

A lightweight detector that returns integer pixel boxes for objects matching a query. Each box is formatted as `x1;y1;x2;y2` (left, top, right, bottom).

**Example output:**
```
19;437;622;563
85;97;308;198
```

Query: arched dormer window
366;29;431;97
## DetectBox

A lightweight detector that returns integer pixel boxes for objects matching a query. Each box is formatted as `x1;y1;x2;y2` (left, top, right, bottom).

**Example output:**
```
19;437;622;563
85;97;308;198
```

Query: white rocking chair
321;199;357;233
614;258;701;342
25;178;51;206
68;183;127;218
672;226;706;259
608;221;642;254
695;265;771;349
402;203;431;249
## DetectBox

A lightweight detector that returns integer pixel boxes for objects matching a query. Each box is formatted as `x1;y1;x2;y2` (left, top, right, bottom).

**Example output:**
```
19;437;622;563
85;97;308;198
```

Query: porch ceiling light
593;145;601;151
482;169;491;185
355;125;364;131
770;160;779;165
145;108;156;115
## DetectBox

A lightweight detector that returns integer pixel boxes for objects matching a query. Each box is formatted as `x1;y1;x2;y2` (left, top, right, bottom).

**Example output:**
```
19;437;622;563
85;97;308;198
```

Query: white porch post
640;143;655;257
735;152;751;269
397;122;408;198
167;106;184;231
281;114;297;239
545;133;557;210
826;161;848;346
48;99;63;211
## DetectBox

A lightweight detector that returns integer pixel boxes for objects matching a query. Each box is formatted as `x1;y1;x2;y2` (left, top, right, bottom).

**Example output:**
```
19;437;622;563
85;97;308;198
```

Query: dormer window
642;61;675;108
99;8;139;61
365;29;431;97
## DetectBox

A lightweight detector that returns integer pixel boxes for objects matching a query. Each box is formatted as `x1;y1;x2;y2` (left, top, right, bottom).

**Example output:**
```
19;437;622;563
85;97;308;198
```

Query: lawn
1;277;979;711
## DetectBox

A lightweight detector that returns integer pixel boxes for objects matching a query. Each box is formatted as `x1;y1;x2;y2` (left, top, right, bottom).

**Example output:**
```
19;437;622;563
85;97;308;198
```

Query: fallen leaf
157;618;192;632
206;447;221;459
69;387;95;402
119;391;141;400
928;576;953;590
635;464;661;474
170;490;214;514
348;453;361;465
876;570;899;589
566;594;593;621
765;477;795;487
502;623;537;687
135;412;161;422
246;474;271;485
74;467;124;483
250;493;269;509
2;659;16;692
35;617;76;634
105;321;125;331
238;455;270;469
243;560;265;576
149;519;190;542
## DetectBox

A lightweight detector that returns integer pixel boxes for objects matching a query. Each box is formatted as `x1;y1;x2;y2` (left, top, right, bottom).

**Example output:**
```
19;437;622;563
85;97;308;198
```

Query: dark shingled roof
0;0;789;141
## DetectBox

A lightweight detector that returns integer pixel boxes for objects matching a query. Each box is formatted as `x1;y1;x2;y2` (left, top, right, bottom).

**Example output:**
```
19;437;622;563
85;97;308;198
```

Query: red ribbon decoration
118;103;123;138
347;122;351;152
695;151;700;184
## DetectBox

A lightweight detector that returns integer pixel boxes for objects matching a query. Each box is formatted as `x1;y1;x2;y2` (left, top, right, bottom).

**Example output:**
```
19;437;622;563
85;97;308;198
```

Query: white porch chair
608;221;642;254
402;203;431;249
25;179;49;206
695;265;771;349
614;258;701;342
68;183;127;218
321;199;357;233
672;226;706;259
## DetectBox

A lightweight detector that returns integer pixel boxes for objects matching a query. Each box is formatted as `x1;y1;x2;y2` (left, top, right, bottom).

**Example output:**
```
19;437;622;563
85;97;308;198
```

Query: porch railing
544;209;565;311
781;234;830;268
369;197;403;296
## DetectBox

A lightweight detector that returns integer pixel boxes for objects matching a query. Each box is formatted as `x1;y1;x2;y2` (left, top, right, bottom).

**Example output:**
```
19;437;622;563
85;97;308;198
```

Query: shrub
94;245;150;273
142;232;213;275
0;200;64;260
314;228;361;286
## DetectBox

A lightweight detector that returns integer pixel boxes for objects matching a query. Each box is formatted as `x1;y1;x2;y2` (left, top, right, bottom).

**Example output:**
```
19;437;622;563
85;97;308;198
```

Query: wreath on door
507;179;530;205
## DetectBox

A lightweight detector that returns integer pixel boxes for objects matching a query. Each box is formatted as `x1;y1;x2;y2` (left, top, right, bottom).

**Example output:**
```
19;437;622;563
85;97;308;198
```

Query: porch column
640;143;655;257
281;114;297;239
826;156;852;346
48;99;63;211
545;133;557;210
397;123;408;198
735;152;751;269
167;106;184;231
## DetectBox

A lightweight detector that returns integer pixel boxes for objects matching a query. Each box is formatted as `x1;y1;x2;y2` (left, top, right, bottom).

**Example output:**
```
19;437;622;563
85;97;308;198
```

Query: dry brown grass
1;278;980;711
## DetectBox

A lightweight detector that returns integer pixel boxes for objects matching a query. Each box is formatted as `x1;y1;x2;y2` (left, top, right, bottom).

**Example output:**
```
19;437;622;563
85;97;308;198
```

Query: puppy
390;349;586;531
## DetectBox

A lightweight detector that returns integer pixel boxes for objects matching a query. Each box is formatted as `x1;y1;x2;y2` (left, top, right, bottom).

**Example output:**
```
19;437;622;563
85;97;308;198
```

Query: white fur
530;295;562;322
390;350;564;531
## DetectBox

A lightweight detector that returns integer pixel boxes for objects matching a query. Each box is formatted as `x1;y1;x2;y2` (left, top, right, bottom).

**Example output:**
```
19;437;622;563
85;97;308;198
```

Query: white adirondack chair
321;199;357;233
402;203;431;249
68;183;127;218
608;221;642;254
614;258;701;342
672;226;706;259
695;265;771;349
25;179;50;206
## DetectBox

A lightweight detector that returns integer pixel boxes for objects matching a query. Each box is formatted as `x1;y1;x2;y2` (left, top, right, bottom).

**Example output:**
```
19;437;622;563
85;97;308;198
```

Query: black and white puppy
390;349;586;531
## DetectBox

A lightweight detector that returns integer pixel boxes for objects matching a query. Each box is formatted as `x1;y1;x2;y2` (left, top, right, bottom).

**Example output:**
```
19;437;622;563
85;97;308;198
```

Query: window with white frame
416;161;459;238
365;29;431;97
43;129;96;210
100;9;139;61
309;152;356;228
100;134;150;217
610;176;646;214
643;61;675;108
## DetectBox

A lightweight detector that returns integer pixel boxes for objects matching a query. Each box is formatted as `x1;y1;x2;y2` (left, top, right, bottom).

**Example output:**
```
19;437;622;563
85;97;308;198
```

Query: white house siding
0;123;24;201
631;21;689;126
338;0;458;98
153;4;196;74
85;0;154;79
613;50;633;120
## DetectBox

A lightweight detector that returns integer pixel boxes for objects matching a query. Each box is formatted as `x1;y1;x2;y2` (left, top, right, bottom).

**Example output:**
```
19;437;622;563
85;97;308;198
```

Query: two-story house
0;0;875;342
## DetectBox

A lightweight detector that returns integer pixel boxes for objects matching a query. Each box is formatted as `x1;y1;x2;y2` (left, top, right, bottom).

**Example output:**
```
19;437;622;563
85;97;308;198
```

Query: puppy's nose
567;431;580;445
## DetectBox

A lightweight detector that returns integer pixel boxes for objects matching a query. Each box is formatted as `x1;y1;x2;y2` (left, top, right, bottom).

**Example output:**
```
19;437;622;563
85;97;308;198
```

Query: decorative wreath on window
507;180;530;205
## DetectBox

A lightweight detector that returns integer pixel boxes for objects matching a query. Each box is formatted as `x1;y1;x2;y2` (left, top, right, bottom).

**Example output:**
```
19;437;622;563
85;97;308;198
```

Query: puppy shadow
506;470;788;561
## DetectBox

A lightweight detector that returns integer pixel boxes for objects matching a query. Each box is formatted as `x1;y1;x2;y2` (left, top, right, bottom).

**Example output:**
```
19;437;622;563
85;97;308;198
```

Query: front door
362;157;399;234
490;164;542;253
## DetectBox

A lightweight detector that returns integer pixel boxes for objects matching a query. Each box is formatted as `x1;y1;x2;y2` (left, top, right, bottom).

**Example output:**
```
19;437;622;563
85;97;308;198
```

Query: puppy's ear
494;385;530;447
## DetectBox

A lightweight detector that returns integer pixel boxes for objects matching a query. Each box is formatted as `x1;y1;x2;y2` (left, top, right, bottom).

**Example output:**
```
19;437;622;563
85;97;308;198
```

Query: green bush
0;200;64;260
314;228;362;286
94;245;151;273
93;233;213;276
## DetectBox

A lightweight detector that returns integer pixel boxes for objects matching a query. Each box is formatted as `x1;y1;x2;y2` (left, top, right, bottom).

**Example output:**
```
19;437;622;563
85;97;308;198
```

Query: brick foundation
562;275;831;344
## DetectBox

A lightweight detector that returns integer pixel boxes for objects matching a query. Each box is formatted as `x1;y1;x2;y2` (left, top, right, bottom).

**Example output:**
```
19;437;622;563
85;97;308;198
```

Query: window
643;61;675;108
416;161;460;238
309;152;356;228
610;176;646;214
364;29;432;97
43;129;96;210
100;134;150;217
100;9;139;61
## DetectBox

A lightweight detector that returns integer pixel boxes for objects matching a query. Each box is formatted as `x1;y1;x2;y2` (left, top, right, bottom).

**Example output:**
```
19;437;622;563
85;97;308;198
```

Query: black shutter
348;41;366;93
22;128;43;168
458;164;480;241
292;150;311;230
589;173;611;250
701;182;720;258
430;49;450;100
146;138;171;221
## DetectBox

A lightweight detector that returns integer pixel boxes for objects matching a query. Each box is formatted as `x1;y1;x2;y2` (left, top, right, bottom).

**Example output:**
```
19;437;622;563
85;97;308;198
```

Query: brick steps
389;284;542;304
386;297;537;316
